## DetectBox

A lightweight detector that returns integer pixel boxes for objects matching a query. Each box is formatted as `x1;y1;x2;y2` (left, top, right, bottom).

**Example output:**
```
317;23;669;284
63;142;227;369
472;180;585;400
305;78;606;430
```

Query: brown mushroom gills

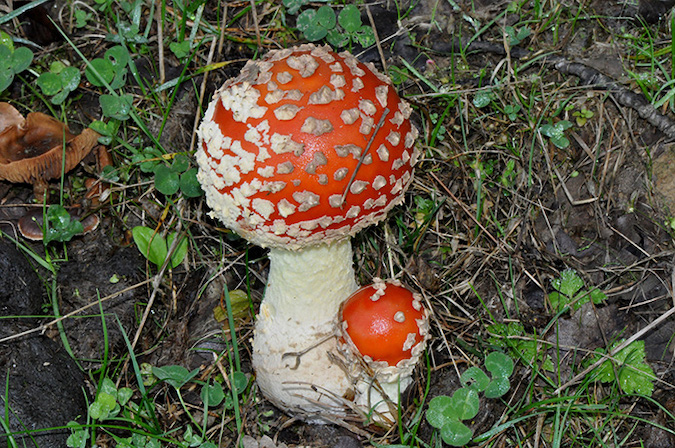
0;103;100;200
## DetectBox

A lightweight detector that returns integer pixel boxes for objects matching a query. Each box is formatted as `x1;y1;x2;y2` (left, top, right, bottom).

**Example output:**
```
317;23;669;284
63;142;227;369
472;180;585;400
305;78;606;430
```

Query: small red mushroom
341;280;428;366
339;278;429;423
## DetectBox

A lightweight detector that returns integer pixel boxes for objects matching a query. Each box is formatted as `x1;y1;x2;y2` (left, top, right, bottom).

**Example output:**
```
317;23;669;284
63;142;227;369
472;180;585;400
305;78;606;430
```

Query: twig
249;0;261;50
0;278;154;344
435;39;675;140
189;36;217;154
553;303;675;395
340;107;390;206
365;4;387;74
428;171;506;250
217;3;228;60
156;0;165;86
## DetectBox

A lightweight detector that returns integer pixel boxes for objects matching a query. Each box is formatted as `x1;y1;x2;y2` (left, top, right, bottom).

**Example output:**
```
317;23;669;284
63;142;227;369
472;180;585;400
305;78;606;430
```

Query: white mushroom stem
252;238;359;419
354;375;413;424
353;364;416;424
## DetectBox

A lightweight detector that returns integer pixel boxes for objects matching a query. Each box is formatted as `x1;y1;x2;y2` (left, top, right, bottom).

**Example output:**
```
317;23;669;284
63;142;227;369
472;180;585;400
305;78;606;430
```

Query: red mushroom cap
340;280;428;367
196;44;418;249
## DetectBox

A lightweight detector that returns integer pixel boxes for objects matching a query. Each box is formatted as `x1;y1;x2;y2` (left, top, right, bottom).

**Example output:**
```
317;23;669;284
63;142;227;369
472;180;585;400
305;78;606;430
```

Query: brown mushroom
18;207;100;241
0;102;100;201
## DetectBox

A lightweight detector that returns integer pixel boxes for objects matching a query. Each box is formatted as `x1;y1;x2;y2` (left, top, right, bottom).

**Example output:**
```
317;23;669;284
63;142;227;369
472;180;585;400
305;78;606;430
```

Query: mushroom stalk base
252;239;358;420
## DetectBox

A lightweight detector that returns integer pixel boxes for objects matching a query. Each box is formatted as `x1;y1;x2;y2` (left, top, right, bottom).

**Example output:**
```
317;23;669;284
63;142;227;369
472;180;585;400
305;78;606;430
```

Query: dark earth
2;0;675;447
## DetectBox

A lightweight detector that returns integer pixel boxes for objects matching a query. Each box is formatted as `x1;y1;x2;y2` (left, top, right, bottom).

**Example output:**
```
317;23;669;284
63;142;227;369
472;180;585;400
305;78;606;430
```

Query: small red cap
341;280;427;366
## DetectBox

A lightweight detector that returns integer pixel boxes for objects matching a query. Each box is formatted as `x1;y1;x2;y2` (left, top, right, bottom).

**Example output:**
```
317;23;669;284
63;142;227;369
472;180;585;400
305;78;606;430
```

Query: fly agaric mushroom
0;102;100;201
196;44;419;418
340;279;429;422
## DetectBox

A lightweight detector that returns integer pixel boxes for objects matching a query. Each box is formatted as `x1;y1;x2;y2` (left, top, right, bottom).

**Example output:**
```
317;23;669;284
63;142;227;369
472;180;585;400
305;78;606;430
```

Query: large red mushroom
195;44;419;419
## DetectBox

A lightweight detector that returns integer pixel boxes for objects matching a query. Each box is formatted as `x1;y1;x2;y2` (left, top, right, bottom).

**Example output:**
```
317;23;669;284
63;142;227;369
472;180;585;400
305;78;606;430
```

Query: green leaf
540;121;572;149
0;68;13;92
283;0;308;15
590;340;655;397
132;226;168;267
90;120;116;145
619;361;655;396
547;292;566;312
460;367;490;392
201;381;225;407
231;371;248;394
315;5;336;29
338;4;361;32
170;40;191;59
199;443;218;448
86;58;115;86
60;66;81;91
154;164;180;195
552;269;584;298
296;9;316;32
485;352;514;378
152;365;200;389
44;205;84;244
326;28;350;47
117;387;133;406
180;168;202;198
74;9;91;28
297;9;328;41
51;89;69;105
11;46;33;73
440;420;473;447
0;44;11;62
131;433;147;447
484;376;511;398
167;232;188;268
451;388;479;420
0;32;13;51
473;90;493;108
172;153;191;172
90;120;114;136
105;45;130;71
426;396;455;429
37;72;62;96
590;288;607;304
89;391;117;420
354;25;375;47
100;94;133;121
100;377;118;397
66;426;88;448
105;45;129;89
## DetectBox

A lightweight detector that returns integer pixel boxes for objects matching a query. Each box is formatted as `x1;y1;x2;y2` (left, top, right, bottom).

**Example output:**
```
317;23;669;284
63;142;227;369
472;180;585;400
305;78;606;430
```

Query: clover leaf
152;365;200;389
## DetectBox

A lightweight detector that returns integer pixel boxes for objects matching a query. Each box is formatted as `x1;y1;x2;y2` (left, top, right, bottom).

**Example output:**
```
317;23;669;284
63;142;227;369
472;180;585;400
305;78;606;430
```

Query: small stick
249;0;261;50
281;335;335;369
0;278;154;344
189;36;217;154
156;0;165;86
340;107;390;206
553;303;675;395
217;3;228;60
365;4;387;74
